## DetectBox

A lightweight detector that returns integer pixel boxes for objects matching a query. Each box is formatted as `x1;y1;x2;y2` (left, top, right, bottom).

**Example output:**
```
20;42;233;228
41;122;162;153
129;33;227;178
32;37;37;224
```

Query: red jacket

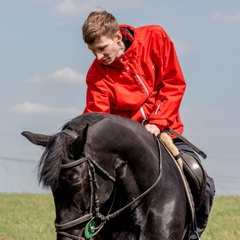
83;24;186;136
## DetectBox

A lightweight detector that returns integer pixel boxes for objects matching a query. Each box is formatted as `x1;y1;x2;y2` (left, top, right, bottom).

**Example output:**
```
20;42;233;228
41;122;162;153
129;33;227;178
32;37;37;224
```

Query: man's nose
96;52;103;60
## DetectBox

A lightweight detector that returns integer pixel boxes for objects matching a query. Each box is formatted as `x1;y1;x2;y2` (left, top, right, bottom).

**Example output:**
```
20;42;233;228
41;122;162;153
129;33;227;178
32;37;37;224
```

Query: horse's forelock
38;134;67;189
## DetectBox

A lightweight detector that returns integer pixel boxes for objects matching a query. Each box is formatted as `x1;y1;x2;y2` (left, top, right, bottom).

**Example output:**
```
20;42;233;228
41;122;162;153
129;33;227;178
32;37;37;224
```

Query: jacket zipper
135;74;149;120
135;74;161;115
140;106;147;120
135;74;149;96
155;105;160;114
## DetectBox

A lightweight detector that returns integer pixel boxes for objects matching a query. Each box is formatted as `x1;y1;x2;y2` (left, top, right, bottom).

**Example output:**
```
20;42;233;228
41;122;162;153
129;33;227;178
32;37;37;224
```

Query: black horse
22;113;192;240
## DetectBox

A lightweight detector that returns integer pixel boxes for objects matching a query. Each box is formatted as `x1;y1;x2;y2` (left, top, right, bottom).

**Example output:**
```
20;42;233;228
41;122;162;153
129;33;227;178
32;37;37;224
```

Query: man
82;10;215;238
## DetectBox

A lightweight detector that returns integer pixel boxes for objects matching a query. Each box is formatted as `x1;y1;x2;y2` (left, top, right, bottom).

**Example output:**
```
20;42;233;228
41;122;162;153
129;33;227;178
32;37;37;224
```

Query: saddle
159;132;206;211
180;151;206;209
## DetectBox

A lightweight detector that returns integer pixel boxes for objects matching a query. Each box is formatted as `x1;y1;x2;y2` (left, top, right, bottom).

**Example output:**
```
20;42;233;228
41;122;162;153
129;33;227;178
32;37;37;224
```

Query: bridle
55;128;163;240
55;154;116;239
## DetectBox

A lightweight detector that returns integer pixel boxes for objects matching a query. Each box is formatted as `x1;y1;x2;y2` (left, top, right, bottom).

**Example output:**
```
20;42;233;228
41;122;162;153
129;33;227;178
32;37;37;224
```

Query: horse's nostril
70;173;79;181
64;171;81;186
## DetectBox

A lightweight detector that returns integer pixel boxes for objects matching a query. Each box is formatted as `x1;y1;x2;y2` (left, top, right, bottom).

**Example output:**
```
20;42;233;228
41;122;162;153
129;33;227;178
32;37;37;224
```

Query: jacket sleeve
147;27;186;130
83;69;111;114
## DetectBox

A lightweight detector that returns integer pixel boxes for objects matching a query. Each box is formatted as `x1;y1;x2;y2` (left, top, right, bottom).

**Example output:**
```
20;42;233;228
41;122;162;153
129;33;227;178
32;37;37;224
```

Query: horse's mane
37;113;105;189
38;134;66;189
37;113;153;190
62;113;107;131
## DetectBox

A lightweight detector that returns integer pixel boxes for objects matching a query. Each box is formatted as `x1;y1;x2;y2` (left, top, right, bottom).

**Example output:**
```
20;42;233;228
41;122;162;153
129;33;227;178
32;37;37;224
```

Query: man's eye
91;46;106;55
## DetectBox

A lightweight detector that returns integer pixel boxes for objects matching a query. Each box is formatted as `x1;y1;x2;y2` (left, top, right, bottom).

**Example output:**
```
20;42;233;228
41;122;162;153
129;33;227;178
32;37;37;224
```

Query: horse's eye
62;169;81;187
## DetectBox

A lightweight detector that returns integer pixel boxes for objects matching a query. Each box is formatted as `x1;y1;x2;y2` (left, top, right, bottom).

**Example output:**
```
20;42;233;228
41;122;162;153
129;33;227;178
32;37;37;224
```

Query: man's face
87;32;123;65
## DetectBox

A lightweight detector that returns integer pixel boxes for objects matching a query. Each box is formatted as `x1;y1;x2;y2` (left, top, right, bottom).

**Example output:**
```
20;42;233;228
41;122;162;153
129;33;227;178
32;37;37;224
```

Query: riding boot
195;175;215;237
181;153;215;237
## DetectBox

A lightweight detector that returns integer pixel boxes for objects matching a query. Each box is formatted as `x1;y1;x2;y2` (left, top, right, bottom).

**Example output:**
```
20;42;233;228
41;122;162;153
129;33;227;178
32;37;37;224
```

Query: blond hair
82;11;120;44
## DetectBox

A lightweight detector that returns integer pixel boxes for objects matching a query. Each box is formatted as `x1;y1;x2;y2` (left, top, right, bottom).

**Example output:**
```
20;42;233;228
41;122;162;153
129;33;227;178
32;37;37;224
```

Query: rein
55;129;163;239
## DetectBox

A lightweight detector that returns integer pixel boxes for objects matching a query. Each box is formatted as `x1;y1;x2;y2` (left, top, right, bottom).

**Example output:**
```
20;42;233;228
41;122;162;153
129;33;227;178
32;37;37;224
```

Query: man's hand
145;124;160;136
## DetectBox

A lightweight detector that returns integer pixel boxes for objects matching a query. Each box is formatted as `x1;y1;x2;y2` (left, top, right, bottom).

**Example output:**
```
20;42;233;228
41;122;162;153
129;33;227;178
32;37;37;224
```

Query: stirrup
187;217;200;240
188;232;200;240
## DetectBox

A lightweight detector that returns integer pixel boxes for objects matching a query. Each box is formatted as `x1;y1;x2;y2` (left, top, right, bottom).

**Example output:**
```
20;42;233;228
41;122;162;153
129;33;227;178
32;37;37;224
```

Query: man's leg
195;174;215;236
173;138;216;237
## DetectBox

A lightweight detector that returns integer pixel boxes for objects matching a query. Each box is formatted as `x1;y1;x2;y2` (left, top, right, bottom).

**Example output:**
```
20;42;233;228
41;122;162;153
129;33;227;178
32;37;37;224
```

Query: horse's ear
71;124;89;158
21;131;51;147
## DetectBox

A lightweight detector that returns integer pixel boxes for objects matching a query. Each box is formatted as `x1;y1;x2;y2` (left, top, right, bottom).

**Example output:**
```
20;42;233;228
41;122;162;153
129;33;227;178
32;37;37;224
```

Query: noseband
55;128;163;240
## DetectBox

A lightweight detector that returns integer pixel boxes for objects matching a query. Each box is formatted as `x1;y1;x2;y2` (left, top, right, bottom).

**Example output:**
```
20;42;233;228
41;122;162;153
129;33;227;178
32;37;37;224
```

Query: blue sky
1;0;240;195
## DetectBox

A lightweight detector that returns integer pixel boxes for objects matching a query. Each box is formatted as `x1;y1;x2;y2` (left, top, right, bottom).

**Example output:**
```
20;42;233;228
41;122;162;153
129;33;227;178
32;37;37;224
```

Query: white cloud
212;12;240;22
50;67;85;83
11;101;80;116
27;67;85;84
54;0;82;17
53;0;140;18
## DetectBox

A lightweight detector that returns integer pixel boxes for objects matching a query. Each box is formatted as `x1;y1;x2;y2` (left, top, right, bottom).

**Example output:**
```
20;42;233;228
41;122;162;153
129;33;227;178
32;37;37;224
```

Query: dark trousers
173;138;216;236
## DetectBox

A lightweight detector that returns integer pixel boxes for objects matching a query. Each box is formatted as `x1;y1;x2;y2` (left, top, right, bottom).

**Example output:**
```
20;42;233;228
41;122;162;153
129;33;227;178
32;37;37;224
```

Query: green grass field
0;193;239;240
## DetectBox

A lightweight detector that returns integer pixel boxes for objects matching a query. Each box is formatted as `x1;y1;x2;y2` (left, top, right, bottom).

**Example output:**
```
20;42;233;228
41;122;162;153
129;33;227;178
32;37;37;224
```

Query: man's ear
115;31;122;43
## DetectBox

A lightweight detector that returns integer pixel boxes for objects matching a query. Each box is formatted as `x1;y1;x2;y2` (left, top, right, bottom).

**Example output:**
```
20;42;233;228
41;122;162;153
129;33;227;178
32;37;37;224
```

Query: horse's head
22;123;116;240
